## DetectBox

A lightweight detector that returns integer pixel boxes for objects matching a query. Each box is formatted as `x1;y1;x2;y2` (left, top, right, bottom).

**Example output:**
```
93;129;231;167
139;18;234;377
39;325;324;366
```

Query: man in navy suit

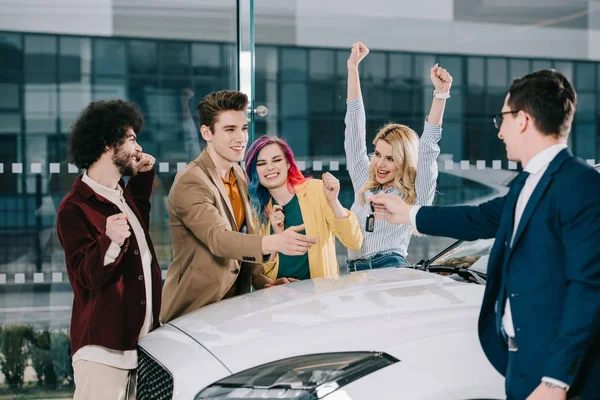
369;70;600;400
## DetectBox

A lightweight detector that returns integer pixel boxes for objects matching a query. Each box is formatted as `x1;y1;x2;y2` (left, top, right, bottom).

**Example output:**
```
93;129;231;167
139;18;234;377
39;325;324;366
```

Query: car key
365;202;375;232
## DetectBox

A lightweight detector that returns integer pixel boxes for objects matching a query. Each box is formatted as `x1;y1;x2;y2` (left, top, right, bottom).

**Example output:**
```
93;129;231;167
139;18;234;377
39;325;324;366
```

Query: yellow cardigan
260;179;363;280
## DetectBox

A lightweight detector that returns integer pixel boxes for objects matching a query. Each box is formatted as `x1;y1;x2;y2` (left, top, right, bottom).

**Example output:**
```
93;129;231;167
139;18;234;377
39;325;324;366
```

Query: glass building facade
1;31;598;273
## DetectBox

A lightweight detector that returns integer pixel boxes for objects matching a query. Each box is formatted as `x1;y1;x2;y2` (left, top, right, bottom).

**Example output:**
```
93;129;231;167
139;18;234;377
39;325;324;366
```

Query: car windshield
432;239;495;276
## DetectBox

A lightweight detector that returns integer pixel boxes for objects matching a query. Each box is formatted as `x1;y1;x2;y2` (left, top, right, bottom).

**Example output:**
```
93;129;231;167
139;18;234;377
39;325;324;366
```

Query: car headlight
195;352;398;400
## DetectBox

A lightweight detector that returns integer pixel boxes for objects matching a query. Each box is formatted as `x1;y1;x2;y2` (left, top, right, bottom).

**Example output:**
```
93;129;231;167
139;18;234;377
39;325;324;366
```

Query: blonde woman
345;42;452;271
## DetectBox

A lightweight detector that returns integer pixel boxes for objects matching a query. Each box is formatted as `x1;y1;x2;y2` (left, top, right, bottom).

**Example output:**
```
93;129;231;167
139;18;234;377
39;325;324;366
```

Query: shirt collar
82;171;123;201
523;144;568;175
221;169;236;185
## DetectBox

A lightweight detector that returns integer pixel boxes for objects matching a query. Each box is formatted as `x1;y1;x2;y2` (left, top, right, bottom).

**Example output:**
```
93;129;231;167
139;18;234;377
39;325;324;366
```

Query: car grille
137;346;174;400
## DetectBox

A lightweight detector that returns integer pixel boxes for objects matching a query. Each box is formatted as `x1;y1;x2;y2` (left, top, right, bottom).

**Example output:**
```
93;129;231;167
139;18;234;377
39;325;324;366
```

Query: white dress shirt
411;143;569;389
72;172;154;370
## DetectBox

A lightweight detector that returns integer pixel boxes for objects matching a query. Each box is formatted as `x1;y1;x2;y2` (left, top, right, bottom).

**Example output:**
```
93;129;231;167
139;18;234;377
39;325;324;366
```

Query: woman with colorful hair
245;135;362;281
345;42;452;271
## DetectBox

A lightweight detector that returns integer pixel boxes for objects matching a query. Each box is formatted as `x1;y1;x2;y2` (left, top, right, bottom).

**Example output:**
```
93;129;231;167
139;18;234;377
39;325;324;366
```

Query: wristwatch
433;90;450;100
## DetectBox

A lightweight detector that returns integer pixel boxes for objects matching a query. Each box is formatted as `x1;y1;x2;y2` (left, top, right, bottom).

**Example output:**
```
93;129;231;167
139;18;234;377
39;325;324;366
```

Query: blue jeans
347;252;410;272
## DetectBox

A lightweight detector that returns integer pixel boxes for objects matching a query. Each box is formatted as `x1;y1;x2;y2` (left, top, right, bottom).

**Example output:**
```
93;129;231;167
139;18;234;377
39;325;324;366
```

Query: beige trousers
73;360;135;400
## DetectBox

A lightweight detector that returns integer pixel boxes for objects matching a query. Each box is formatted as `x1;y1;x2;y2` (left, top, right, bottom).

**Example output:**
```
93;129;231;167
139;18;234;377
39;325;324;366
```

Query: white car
136;239;505;400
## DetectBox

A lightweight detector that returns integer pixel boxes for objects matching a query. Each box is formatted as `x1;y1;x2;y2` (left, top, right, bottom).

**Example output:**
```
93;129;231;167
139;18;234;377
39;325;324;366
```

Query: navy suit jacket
417;149;600;398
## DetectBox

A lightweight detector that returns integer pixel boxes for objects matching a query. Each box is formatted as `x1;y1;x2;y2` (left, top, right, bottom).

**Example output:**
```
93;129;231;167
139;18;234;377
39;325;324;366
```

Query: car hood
169;269;486;373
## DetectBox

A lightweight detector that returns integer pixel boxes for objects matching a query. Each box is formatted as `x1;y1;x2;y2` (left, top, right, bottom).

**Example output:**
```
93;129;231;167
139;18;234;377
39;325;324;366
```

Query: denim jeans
347;252;410;272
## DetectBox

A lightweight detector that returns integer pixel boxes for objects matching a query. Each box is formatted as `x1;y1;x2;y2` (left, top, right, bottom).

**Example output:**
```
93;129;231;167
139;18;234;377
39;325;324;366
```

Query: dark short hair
69;100;143;169
507;69;577;138
196;90;248;132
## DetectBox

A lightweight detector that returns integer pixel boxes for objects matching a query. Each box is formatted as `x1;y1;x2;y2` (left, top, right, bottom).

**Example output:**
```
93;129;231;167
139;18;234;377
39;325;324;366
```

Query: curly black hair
69;100;144;169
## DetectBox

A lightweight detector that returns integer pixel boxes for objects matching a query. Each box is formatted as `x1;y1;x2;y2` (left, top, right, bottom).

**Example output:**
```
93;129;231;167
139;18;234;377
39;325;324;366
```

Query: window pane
438;121;463;161
129;78;160;130
256;46;278;80
308;81;334;114
363;84;388;115
281;83;307;117
128;40;158;75
362;52;386;83
60;82;91;133
444;88;463;120
574;123;596;160
466;89;485;117
0;83;20;109
25;83;57;134
281;118;309;157
309;49;334;79
0;134;18;193
414;54;436;83
309;118;339;157
191;43;221;76
161;42;190;76
0;113;21;133
389;86;412;117
487;58;507;88
575;62;596;89
0;33;23;73
532;60;552;71
389;53;412;84
336;50;349;78
510;59;530;81
94;38;126;75
467;57;484;87
487;89;506;115
25;35;57;83
60;37;91;82
575;93;596;122
92;77;126;100
281;48;307;81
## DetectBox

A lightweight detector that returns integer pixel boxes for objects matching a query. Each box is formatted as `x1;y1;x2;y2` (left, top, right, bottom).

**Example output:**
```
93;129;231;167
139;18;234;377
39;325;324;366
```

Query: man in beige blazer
161;90;317;323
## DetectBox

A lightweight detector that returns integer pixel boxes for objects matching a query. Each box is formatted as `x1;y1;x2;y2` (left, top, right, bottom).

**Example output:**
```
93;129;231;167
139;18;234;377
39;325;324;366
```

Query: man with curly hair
56;99;162;400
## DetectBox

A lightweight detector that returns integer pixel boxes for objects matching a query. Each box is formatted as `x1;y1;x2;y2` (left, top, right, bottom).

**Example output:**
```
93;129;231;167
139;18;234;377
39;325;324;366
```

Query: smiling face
112;127;142;176
255;143;290;190
202;110;248;164
370;139;400;186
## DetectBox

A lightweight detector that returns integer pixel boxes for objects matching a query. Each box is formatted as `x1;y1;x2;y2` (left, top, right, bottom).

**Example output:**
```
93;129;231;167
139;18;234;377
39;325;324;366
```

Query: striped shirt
345;97;441;260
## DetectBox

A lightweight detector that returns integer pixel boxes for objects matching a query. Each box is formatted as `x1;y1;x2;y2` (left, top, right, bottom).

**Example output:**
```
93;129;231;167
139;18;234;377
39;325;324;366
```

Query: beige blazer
160;150;271;323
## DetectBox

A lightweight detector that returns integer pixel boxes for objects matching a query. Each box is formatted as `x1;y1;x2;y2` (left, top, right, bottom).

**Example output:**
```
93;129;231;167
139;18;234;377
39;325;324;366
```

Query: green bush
0;325;34;390
26;330;57;389
49;332;73;387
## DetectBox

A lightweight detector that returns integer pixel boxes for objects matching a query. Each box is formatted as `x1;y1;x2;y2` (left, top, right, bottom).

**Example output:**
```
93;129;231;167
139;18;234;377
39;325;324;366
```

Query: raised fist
105;213;131;246
270;205;285;234
431;64;453;93
347;42;369;69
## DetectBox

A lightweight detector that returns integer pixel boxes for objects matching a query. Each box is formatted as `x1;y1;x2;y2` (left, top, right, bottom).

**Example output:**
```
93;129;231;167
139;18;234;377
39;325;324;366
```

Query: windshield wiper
415;240;464;271
427;265;487;285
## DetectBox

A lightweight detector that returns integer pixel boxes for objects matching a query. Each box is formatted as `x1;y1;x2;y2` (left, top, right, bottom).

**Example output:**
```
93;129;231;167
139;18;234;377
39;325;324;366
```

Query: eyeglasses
493;110;519;130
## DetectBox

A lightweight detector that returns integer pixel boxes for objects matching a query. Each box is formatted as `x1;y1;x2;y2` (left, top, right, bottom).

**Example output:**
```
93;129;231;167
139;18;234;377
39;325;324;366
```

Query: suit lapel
510;173;553;251
197;150;237;230
510;149;571;251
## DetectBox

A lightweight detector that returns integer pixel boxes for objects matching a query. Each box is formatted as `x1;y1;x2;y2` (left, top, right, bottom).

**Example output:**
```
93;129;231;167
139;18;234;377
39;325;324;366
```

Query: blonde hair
358;123;419;206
